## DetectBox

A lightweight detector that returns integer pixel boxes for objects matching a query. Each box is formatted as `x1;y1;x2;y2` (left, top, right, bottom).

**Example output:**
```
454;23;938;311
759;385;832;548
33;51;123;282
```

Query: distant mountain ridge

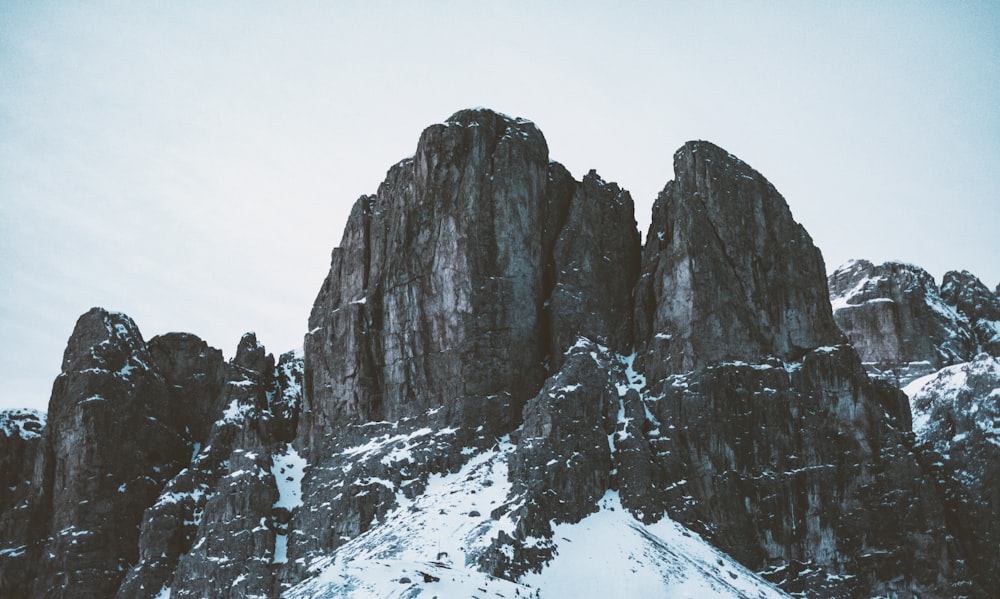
2;108;997;598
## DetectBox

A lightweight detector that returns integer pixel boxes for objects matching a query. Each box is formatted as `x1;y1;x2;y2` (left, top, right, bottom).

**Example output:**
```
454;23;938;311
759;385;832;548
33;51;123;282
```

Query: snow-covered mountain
2;108;997;598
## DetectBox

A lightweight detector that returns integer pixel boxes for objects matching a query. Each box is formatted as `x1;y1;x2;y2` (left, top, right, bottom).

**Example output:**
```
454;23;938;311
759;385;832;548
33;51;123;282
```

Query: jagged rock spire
635;141;843;382
302;108;640;456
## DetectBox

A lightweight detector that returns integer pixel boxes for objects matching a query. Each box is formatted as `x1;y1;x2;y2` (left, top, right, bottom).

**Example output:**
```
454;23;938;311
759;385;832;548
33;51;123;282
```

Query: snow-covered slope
903;353;1000;447
285;439;788;599
902;353;1000;587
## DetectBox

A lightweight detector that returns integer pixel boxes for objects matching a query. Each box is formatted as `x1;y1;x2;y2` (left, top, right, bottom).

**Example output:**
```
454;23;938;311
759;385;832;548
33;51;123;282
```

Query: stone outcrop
941;270;1000;356
547;171;641;367
634;141;844;384
828;260;977;384
34;309;193;598
290;108;641;575
644;348;966;596
906;354;1000;592
0;409;47;595
118;334;302;599
482;340;620;577
302;109;556;449
622;146;971;596
0;309;303;599
301;109;640;457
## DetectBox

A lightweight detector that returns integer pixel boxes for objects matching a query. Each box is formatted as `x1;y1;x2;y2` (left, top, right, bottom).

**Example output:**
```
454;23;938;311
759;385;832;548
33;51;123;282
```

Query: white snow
0;408;46;440
220;398;254;423
829;274;876;312
905;355;1000;440
286;439;787;599
287;440;519;599
341;427;434;462
272;444;307;510
521;491;787;599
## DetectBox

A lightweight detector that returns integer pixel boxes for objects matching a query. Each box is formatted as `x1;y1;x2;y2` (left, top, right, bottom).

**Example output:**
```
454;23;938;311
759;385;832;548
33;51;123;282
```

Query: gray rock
941;270;1000;356
548;170;641;367
644;346;964;597
829;260;976;384
483;341;619;578
121;333;301;599
0;409;48;596
293;108;642;574
33;308;193;598
302;109;557;454
907;354;1000;591
3;110;996;599
635;141;843;383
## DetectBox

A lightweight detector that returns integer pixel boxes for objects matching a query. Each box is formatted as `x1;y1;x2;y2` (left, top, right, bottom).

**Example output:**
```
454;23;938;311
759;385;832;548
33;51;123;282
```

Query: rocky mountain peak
941;269;1000;355
59;307;149;374
233;331;272;374
829;259;977;384
635;141;843;380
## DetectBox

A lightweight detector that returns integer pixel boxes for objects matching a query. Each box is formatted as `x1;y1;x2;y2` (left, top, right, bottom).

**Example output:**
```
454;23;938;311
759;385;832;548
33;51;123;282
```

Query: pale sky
2;1;998;413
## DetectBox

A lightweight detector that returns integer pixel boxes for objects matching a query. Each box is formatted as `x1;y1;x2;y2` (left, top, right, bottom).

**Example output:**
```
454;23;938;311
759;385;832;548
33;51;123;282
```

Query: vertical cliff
291;108;642;577
623;144;971;596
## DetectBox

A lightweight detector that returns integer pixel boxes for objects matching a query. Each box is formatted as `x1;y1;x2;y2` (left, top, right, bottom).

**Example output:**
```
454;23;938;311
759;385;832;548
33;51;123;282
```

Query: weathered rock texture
0;409;48;595
941;270;1000;356
302;109;640;455
0;309;303;599
35;309;192;598
290;108;641;575
547;171;641;367
907;354;1000;593
1;109;995;599
635;141;844;384
828;259;977;384
482;340;620;577
623;146;974;597
645;348;968;597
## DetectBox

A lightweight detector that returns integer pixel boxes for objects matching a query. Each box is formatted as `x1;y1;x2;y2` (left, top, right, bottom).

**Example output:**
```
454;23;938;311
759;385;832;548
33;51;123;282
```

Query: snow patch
0;408;46;440
272;444;306;510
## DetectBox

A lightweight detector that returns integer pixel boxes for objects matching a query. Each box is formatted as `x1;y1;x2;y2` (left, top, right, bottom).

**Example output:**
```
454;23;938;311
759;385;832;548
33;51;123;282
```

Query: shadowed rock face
35;309;192;598
300;108;641;454
0;409;47;594
292;108;642;574
635;141;844;383
548;170;641;368
302;108;558;450
908;355;1000;590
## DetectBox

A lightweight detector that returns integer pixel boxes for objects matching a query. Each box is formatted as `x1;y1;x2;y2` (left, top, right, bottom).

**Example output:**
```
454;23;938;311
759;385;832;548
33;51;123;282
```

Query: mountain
828;261;1000;594
2;108;996;598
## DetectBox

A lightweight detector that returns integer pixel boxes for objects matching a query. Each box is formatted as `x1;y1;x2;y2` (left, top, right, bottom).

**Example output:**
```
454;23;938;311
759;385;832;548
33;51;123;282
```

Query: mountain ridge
2;108;997;598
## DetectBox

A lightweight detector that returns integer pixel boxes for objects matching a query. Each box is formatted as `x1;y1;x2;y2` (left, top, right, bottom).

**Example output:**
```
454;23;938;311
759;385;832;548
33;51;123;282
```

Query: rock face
635;141;844;384
828;259;977;384
624;147;970;596
941;270;1000;356
301;109;639;456
904;354;1000;592
2;109;996;599
0;309;303;599
0;409;47;594
36;309;192;598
